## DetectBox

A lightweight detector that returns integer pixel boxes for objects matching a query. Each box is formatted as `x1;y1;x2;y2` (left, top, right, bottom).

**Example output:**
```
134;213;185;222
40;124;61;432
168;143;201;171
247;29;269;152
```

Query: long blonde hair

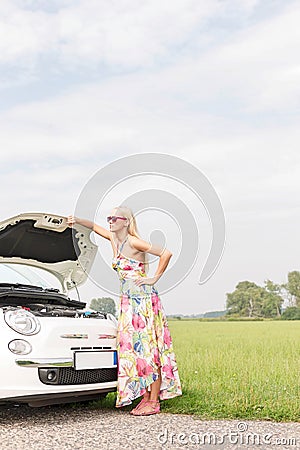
114;205;149;274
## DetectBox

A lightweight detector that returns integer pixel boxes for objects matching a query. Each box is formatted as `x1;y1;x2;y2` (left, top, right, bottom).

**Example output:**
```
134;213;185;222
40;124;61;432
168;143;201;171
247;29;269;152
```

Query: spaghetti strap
117;236;128;257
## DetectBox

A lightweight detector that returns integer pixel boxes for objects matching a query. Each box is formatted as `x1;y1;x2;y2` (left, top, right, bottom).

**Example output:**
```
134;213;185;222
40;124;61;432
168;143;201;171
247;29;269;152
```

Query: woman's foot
131;399;160;416
130;393;150;414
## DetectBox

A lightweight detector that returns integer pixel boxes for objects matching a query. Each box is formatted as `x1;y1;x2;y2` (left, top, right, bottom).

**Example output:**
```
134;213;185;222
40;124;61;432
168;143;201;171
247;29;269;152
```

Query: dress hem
115;376;182;408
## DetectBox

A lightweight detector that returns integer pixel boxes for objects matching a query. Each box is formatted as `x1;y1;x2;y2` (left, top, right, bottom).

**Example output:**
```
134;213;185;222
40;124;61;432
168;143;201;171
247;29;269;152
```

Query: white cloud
1;1;299;114
0;0;214;69
0;0;260;81
57;0;222;68
0;2;56;65
151;1;300;113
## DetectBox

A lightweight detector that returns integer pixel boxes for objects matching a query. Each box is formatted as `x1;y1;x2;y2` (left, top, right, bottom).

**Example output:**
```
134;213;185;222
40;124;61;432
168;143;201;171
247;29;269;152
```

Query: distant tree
203;310;226;318
226;281;264;317
282;271;300;307
281;307;300;320
263;279;284;317
226;280;283;318
90;297;116;317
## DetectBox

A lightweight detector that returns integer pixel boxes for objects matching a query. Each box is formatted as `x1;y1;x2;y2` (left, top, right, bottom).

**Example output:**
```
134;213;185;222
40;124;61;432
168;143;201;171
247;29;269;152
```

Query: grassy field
93;320;300;421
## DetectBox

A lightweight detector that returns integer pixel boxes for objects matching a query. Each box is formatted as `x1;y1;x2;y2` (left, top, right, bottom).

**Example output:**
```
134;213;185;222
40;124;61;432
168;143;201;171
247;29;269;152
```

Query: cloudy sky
1;0;299;315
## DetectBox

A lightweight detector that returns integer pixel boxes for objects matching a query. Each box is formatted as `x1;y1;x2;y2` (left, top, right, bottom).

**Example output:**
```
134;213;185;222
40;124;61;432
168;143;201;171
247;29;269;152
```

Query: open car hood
0;212;98;293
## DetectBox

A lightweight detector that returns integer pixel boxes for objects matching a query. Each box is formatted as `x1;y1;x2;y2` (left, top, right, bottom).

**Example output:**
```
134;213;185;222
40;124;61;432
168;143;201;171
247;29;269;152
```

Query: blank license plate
74;351;117;370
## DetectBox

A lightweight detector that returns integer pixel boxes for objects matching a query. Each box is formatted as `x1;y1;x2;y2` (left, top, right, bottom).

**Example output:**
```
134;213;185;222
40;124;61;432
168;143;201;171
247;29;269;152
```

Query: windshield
0;263;62;291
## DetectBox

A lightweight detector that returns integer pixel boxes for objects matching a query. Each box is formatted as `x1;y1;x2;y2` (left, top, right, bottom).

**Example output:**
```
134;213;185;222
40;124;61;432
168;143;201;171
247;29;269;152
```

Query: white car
0;212;118;407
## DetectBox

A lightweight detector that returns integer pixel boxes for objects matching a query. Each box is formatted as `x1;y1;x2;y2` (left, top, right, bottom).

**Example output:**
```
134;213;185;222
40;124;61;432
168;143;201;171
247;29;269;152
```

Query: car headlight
4;309;41;335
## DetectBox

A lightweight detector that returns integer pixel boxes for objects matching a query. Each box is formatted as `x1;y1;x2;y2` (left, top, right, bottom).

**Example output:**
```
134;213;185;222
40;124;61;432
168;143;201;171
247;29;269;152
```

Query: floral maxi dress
112;238;182;407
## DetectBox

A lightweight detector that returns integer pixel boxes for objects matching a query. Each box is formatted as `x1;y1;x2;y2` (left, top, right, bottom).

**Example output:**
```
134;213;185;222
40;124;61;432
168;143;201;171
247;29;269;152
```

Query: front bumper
1;386;117;407
14;352;118;387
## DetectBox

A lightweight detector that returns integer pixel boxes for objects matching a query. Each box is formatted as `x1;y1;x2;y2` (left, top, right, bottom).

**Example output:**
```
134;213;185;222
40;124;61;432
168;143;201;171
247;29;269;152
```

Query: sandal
130;396;149;414
131;399;160;416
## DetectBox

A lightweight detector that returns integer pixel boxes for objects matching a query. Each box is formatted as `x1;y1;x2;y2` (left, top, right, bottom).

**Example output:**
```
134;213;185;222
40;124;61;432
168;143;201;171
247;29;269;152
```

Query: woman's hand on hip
134;276;157;287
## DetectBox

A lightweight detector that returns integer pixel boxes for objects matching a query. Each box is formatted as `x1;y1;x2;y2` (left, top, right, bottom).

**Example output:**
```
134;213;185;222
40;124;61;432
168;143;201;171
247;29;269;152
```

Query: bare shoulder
129;235;172;257
128;235;151;253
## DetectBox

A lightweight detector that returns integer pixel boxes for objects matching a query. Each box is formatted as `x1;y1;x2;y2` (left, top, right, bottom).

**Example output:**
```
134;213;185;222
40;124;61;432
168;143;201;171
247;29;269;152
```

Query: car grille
39;367;118;385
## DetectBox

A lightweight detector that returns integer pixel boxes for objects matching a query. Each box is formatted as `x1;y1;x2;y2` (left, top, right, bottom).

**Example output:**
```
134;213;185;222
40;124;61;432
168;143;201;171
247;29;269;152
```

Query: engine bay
0;283;106;319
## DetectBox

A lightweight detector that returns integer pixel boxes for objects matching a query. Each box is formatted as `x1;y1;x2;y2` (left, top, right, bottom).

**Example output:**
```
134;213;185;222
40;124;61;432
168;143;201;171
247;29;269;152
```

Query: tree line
88;271;300;321
226;270;300;319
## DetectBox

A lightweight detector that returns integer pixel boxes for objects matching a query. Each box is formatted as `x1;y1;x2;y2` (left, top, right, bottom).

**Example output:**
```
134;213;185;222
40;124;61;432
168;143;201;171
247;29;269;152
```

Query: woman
67;206;182;416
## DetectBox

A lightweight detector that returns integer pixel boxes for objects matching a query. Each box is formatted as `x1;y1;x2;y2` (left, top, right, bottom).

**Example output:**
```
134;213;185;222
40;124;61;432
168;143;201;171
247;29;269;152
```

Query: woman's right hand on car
66;216;109;238
66;215;77;227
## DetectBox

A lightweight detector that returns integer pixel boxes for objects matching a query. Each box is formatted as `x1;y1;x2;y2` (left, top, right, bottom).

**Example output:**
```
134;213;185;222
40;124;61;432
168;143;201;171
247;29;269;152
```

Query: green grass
92;320;300;421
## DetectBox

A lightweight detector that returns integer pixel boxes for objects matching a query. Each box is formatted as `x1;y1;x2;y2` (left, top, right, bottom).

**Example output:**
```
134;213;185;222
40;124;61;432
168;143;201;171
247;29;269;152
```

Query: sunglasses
107;216;127;223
